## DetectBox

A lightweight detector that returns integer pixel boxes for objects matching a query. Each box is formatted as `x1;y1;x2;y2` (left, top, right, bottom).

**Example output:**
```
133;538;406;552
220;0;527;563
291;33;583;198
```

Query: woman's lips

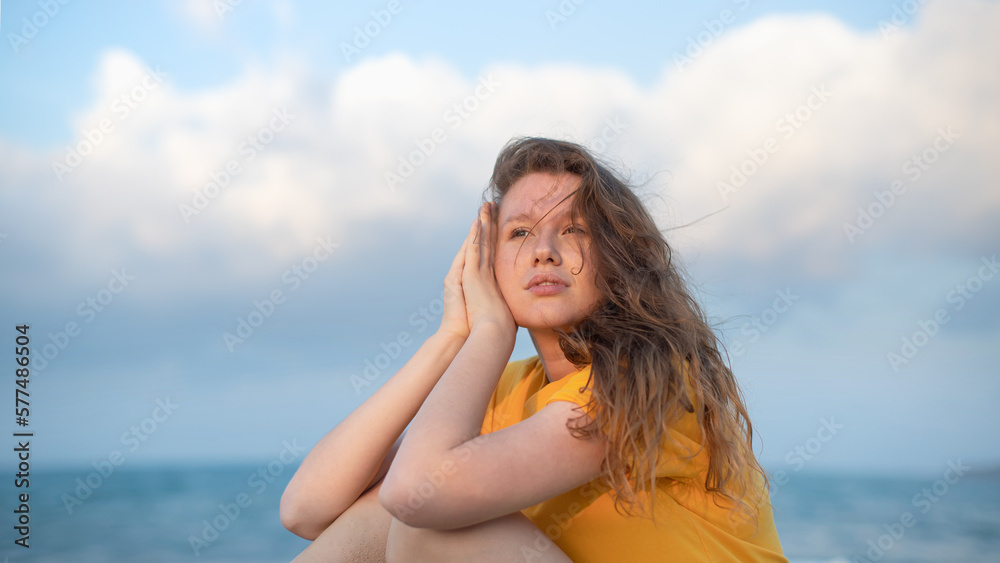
528;282;567;296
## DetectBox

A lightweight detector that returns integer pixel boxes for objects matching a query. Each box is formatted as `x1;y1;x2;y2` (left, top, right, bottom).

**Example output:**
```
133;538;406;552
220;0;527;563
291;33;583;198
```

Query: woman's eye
509;225;584;238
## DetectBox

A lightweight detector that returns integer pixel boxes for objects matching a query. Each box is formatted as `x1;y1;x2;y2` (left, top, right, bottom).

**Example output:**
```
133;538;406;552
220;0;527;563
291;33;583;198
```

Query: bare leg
385;510;573;563
291;481;393;563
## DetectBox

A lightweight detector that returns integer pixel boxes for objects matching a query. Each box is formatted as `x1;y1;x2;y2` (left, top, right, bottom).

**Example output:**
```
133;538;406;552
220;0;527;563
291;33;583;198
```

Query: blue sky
0;0;997;479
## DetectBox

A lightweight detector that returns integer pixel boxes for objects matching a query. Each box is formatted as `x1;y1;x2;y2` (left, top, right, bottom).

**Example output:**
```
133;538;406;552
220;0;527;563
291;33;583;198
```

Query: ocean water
0;465;996;562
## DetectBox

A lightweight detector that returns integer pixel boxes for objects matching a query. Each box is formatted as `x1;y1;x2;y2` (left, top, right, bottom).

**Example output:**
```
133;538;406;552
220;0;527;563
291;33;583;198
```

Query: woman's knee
385;517;442;563
385;511;572;563
291;482;394;563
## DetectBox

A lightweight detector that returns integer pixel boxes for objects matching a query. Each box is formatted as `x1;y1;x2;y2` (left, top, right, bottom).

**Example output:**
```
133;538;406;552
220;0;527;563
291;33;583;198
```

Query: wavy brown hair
484;136;771;530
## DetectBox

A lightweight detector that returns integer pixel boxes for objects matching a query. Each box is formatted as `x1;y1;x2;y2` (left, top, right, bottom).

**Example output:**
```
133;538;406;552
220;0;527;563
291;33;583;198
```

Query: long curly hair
484;136;771;530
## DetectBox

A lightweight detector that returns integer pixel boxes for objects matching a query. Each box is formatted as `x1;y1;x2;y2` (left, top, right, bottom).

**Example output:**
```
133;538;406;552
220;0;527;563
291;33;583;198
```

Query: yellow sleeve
482;357;537;435
539;363;709;482
539;366;598;418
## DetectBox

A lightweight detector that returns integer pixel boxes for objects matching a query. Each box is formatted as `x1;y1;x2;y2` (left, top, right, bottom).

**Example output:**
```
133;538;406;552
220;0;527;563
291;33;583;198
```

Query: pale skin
282;172;607;562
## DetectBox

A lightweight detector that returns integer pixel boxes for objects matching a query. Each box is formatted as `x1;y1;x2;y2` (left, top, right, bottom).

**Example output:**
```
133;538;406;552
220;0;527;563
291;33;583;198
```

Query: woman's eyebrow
501;211;532;227
501;207;578;228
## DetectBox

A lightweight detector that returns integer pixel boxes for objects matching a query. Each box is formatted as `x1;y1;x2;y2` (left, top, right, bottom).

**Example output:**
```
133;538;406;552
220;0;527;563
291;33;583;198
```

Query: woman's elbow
378;471;471;530
378;472;439;528
378;474;414;523
279;492;323;540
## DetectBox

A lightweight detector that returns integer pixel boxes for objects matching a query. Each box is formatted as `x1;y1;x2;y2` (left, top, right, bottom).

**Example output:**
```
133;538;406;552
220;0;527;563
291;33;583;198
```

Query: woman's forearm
280;330;466;539
390;323;515;473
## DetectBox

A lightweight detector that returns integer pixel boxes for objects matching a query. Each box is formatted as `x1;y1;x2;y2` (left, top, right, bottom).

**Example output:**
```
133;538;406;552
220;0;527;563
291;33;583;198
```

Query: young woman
281;137;788;562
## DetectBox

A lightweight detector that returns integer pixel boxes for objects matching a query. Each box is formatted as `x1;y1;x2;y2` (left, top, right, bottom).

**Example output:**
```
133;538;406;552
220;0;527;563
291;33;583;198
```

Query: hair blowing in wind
486;136;771;530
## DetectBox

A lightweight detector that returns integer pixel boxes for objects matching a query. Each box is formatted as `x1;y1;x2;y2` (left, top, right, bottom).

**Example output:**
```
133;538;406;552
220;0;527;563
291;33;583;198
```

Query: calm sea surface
0;464;996;562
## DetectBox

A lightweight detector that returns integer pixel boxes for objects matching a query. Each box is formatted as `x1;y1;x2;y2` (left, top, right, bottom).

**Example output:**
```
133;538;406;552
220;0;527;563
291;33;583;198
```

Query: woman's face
494;171;604;332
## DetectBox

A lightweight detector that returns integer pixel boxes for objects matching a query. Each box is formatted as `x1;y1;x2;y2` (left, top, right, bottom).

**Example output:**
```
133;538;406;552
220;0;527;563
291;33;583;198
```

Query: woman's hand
437;219;474;342
462;202;516;339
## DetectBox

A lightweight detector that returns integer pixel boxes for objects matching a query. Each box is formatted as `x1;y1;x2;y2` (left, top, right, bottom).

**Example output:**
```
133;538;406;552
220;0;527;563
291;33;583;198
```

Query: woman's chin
515;314;583;334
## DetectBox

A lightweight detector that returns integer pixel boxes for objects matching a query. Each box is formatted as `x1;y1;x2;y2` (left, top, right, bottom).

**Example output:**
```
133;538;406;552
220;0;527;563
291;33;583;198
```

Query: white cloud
636;0;999;280
274;0;296;30
3;0;998;474
177;0;224;32
3;0;997;302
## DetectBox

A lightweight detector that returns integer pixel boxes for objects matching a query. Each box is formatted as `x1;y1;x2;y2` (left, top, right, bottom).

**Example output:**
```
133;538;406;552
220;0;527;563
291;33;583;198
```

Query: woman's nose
532;230;562;264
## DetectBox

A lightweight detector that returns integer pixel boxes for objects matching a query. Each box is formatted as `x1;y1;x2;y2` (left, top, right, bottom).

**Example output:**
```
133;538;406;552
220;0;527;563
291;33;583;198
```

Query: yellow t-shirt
480;355;788;563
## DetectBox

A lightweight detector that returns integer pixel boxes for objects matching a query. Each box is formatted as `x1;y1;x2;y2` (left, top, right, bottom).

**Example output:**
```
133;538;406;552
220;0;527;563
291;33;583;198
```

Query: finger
478;203;492;271
446;222;476;308
470;210;480;245
481;202;494;271
475;204;489;270
447;246;466;283
446;221;474;283
479;202;493;254
466;212;482;272
487;201;498;270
